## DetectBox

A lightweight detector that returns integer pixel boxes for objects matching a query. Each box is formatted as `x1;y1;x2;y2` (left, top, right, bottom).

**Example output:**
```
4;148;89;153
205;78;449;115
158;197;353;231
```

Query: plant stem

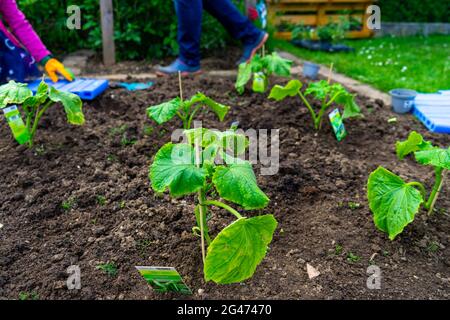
193;122;206;263
186;105;201;130
297;92;317;127
204;200;243;219
29;100;53;147
406;181;427;200
425;167;445;215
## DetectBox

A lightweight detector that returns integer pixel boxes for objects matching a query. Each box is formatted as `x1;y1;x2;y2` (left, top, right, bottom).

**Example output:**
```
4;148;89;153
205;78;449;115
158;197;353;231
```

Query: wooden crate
267;0;375;40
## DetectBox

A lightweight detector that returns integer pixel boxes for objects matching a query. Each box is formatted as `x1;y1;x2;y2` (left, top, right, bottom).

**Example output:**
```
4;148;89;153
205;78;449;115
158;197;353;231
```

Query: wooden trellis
267;0;375;40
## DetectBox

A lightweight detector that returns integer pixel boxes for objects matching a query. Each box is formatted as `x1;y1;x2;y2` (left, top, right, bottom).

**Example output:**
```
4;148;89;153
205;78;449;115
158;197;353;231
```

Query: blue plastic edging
413;93;450;134
27;78;109;100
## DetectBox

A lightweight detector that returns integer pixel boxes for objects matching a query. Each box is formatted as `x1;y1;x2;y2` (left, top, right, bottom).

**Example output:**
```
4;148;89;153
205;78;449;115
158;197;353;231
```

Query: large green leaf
396;131;434;160
48;87;84;125
204;214;277;284
147;97;182;125
338;93;362;119
367;167;423;240
187;93;230;121
0;81;33;108
235;62;252;94
263;52;292;77
150;143;206;197
268;80;302;101
213;161;269;210
415;147;450;170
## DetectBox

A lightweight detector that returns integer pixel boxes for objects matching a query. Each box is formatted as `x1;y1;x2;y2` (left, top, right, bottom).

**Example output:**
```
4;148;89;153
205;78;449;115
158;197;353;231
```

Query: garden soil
0;74;449;300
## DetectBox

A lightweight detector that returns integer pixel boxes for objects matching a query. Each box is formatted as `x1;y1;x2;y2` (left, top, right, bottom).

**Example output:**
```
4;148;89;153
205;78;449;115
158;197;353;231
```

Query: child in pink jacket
0;0;72;83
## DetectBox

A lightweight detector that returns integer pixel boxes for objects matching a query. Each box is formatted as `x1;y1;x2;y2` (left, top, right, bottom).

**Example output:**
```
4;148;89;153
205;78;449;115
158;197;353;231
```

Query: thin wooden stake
327;63;334;84
178;71;183;101
100;0;116;66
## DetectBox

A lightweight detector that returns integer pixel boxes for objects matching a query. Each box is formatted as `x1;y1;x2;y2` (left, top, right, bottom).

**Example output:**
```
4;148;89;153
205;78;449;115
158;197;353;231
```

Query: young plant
147;92;230;130
269;79;362;130
0;80;84;148
367;131;449;240
149;126;278;284
235;52;292;94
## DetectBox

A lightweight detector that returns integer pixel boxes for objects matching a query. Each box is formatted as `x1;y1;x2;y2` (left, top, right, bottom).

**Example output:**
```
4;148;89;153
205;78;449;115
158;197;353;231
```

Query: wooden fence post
100;0;116;66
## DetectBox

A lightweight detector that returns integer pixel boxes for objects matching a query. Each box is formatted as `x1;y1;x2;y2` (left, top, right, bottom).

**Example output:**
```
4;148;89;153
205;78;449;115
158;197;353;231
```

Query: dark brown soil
0;72;449;300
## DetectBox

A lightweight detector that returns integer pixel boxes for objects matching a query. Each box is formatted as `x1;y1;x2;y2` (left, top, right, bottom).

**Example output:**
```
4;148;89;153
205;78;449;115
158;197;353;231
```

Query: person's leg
175;0;203;67
202;0;260;44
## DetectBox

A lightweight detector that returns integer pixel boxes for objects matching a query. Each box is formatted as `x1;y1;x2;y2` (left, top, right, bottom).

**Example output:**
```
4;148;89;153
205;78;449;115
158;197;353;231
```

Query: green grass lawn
273;35;450;93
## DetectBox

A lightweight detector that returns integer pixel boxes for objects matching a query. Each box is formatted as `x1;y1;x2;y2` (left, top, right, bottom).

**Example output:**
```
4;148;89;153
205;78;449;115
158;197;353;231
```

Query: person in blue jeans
156;0;268;76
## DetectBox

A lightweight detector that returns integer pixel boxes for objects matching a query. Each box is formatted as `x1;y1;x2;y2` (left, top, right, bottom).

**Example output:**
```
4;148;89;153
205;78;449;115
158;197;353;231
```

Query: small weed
427;241;440;253
334;244;343;255
347;252;360;263
109;124;128;136
120;134;137;146
18;291;39;300
61;197;76;211
34;145;46;156
143;125;154;136
136;239;153;257
107;154;118;162
118;200;126;209
96;195;107;206
348;202;361;210
96;263;118;277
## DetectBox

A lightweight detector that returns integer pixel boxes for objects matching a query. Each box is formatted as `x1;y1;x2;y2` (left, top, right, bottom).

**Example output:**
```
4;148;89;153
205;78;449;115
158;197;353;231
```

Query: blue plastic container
303;61;320;79
389;89;417;114
413;93;450;134
27;78;109;100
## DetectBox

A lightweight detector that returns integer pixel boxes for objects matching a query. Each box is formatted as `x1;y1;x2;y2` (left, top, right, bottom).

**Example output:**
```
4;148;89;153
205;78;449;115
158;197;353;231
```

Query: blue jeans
174;0;261;66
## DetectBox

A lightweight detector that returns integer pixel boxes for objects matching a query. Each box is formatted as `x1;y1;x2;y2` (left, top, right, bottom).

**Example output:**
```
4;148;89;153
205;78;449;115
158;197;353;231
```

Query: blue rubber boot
156;58;202;76
237;32;269;65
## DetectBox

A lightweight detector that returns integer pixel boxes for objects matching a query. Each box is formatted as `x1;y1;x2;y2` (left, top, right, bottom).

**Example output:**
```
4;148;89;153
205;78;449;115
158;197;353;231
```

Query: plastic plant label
329;108;347;142
2;105;30;145
136;266;192;295
252;72;268;93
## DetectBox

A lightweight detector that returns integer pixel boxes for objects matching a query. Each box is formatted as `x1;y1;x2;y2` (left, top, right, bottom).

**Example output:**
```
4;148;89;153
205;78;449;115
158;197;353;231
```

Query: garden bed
0;74;449;300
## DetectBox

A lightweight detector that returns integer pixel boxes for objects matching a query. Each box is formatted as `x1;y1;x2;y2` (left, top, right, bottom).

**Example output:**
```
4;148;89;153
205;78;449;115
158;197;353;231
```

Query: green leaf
263;52;292;77
367;167;423;240
147;97;182;125
338;94;362;119
396;131;434;160
48;87;85;125
0;81;33;108
415;147;450;170
204;214;277;284
23;81;49;111
188;93;230;121
149;143;206;197
269;80;302;101
305;80;330;100
235;62;252;94
184;128;249;158
250;54;265;73
213;161;269;210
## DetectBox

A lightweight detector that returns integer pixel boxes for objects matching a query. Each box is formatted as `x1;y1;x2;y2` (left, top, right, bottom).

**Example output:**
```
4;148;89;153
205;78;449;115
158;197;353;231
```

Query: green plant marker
136;266;192;295
252;72;268;93
329;109;347;142
2;105;30;144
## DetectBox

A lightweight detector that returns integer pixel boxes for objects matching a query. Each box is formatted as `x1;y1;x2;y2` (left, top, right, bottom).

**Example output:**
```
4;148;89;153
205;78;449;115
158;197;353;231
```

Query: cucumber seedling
0;80;84;148
269;79;362;130
147;92;230;130
149;126;278;284
367;131;449;240
235;52;292;94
